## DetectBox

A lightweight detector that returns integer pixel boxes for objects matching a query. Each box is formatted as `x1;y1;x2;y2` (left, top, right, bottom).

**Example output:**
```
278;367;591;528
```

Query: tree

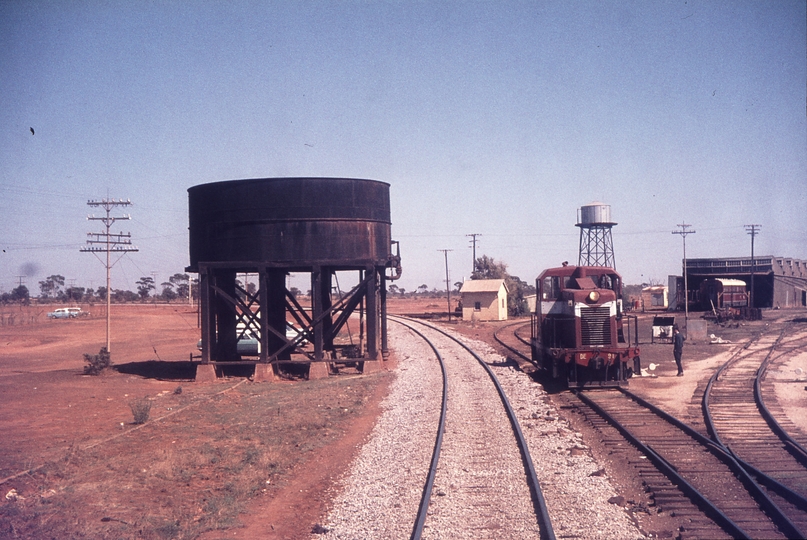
169;273;190;300
10;285;30;305
136;276;155;300
160;282;177;302
112;289;138;303
65;286;85;303
417;284;428;295
39;274;65;300
471;256;536;316
471;255;507;280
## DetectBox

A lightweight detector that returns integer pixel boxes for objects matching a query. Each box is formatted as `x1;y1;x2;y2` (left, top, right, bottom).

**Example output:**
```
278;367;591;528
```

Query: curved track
390;316;555;540
704;324;807;537
493;320;534;365
496;319;807;538
578;387;801;539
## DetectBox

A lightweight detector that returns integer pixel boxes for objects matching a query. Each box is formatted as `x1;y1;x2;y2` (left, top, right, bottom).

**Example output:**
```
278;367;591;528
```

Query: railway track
577;387;799;539
704;324;807;537
389;316;555;540
495;318;807;538
492;320;535;366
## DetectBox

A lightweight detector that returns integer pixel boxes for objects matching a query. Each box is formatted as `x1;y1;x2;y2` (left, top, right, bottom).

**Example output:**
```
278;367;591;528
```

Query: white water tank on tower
576;202;617;268
578;202;614;225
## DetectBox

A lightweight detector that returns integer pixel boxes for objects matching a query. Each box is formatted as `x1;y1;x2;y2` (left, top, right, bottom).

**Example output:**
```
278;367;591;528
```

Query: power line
438;249;453;322
80;198;139;353
466;233;482;274
672;223;695;321
745;224;761;308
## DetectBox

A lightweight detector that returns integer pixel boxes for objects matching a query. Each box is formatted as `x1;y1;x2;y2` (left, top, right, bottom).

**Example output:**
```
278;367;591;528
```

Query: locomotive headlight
588;291;600;302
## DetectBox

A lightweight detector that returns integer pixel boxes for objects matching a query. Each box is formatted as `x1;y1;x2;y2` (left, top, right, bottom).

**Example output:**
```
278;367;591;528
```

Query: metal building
576;202;617;268
677;256;807;310
187;177;401;379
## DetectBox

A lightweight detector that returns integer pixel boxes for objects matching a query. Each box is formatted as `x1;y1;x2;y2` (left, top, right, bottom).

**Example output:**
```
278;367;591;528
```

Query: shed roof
715;278;746;287
460;279;507;293
642;286;667;293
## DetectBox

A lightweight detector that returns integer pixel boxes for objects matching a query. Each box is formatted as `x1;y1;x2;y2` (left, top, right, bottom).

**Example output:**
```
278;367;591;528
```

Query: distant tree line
0;273;196;305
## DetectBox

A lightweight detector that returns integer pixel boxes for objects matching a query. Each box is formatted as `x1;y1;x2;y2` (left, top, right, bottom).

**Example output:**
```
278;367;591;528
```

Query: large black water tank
188;177;391;270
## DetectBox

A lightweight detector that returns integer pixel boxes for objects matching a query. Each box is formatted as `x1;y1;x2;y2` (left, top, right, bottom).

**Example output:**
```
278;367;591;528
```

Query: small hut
641;285;668;311
460;279;508;321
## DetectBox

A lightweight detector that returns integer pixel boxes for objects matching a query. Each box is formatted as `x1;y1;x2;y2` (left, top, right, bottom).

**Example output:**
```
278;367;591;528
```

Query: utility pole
745;224;761;309
672;223;695;322
439;249;453;322
466;233;481;275
81;199;138;353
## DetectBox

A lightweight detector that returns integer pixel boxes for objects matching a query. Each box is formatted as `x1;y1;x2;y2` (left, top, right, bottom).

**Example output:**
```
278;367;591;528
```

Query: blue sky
1;0;805;296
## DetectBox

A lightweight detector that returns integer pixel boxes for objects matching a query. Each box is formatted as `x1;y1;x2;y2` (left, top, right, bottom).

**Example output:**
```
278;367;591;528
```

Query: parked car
196;326;306;356
47;307;86;319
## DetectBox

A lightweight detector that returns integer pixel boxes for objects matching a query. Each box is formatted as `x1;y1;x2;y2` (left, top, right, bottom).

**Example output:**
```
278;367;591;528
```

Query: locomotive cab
531;265;640;388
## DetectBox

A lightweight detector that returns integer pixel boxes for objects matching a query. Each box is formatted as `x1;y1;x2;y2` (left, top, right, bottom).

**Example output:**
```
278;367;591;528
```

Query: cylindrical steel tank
188;177;391;270
578;202;613;225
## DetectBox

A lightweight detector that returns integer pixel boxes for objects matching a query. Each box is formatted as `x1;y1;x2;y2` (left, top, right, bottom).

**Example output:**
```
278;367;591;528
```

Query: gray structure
576;202;617;268
187;177;401;376
680;256;807;309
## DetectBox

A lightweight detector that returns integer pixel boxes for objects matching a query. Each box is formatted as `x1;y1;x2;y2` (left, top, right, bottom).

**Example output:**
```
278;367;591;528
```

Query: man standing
673;325;685;376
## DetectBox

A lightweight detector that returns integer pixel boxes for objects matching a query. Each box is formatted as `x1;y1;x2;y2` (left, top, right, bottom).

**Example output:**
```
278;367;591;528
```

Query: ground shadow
114;360;197;381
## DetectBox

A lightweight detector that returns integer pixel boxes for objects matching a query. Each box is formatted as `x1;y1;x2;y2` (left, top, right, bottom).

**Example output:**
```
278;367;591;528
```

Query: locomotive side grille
580;306;611;346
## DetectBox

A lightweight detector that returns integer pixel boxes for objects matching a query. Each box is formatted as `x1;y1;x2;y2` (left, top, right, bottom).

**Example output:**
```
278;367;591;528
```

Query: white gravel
317;322;646;540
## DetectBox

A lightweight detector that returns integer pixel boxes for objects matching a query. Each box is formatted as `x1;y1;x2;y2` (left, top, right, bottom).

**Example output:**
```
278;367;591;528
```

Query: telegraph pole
745;224;761;309
81;199;138;353
439;249;453;321
466;233;481;275
672;223;695;322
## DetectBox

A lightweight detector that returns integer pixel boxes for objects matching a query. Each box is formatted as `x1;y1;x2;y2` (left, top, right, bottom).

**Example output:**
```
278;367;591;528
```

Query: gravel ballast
318;323;646;539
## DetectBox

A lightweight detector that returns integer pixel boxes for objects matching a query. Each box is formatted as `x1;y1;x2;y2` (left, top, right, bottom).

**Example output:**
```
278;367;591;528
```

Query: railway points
491;309;807;539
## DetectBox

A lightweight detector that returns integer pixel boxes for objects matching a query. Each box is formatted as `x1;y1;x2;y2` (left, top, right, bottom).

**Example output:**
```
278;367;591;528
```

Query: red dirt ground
0;303;395;539
6;298;784;538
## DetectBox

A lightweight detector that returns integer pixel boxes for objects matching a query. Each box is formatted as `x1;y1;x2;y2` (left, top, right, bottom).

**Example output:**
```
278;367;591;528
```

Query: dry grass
0;372;390;539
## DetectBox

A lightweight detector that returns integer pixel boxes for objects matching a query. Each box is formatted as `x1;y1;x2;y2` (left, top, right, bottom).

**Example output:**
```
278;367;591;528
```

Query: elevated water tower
576;202;617;268
187;177;402;381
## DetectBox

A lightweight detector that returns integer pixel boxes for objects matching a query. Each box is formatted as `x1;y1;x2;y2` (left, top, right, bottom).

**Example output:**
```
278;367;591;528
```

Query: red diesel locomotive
531;264;640;388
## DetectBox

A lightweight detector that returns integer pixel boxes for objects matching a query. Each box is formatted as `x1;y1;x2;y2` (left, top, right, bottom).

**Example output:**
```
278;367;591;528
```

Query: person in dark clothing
673;325;685;376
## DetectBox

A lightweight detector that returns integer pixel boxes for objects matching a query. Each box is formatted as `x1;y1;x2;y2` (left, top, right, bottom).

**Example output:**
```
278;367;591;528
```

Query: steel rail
755;327;807;467
701;326;807;538
394;316;556;540
702;334;762;445
620;386;807;538
574;389;753;540
493;320;533;363
387;318;448;540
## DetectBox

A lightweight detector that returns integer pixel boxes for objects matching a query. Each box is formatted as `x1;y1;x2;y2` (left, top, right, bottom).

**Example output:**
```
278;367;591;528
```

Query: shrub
83;347;111;375
129;398;152;424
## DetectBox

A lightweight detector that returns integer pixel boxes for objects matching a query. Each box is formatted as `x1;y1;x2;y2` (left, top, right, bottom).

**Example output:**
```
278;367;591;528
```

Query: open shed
460;279;508;321
641;285;668;311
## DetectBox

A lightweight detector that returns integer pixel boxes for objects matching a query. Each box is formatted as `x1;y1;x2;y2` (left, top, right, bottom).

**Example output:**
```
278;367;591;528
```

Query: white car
47;307;85;319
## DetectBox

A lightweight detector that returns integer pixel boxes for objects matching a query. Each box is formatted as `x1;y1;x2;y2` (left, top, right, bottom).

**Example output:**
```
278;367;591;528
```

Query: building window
474;301;481;311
